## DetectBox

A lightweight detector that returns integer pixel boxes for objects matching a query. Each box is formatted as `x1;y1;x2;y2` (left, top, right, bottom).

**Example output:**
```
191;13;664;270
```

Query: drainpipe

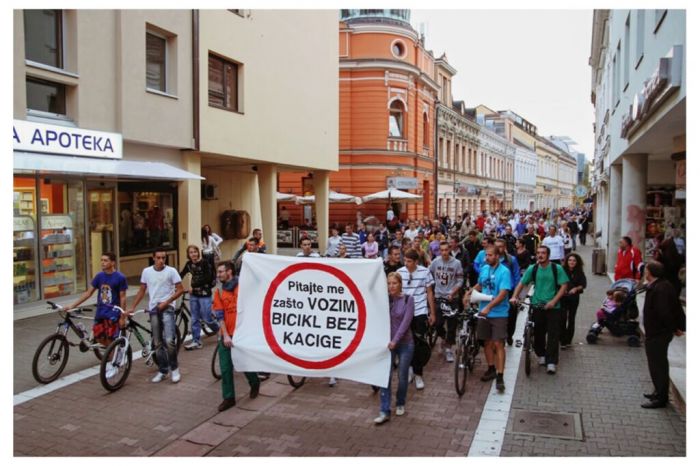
192;10;200;151
434;103;440;218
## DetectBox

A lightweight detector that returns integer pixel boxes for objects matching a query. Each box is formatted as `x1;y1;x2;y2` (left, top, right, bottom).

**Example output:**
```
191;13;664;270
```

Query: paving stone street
13;243;685;456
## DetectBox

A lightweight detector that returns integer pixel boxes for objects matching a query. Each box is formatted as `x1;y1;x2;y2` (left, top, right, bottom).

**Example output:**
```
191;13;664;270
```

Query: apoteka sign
13;119;123;159
233;253;391;387
262;262;366;369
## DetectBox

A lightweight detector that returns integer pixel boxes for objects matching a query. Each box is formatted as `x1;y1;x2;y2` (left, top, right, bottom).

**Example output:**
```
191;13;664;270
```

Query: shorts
93;318;120;342
476;317;508;341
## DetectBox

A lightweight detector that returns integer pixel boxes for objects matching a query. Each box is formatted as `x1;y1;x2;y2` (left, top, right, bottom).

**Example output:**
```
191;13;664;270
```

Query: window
26;77;66;115
209;53;240;112
654;9;667;33
612;43;620;108
228;9;245;17
118;183;177;256
422;113;429;148
388;100;404;138
24;10;63;68
635;10;645;69
146;32;166;92
391;40;406;58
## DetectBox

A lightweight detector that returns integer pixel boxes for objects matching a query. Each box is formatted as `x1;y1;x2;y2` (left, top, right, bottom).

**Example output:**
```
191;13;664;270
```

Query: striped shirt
340;232;362;258
397;265;434;317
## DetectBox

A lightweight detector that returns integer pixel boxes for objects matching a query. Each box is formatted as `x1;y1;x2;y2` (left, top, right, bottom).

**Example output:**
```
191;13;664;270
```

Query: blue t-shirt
477;263;512;318
92;271;128;320
473;249;486;274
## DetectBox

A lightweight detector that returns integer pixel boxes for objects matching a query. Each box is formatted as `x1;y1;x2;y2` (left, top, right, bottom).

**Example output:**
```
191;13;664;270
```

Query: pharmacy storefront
13;120;202;313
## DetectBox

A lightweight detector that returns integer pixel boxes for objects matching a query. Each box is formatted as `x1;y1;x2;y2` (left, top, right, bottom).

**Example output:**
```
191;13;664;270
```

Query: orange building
279;10;438;227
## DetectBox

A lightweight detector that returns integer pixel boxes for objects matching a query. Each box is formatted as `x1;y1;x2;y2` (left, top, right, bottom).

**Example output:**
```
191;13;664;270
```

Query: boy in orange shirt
213;261;260;412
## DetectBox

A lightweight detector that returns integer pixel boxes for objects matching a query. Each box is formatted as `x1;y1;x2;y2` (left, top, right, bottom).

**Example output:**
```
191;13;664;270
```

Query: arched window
389;100;405;138
422;112;429;148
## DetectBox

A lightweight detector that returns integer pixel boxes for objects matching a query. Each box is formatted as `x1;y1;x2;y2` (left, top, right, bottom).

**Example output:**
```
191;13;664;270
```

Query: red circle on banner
262;262;367;369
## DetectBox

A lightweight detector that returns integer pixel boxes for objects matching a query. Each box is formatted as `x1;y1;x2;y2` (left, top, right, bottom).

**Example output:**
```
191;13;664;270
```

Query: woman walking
179;245;220;350
201;224;223;274
560;253;587;349
375;272;415;425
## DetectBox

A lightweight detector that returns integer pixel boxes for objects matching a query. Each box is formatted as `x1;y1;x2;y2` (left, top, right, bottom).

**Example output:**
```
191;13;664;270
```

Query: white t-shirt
542;235;565;261
140;265;182;310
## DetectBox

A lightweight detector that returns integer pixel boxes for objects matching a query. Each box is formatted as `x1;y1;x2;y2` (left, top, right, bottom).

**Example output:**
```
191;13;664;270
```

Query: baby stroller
586;278;645;347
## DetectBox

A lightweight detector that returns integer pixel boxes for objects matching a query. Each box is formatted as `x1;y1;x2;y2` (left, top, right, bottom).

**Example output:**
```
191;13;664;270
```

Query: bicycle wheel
32;334;70;384
466;331;479;372
211;346;221;380
175;308;189;345
524;326;532;377
93;346;105;362
454;342;468;397
100;337;133;392
287;375;306;388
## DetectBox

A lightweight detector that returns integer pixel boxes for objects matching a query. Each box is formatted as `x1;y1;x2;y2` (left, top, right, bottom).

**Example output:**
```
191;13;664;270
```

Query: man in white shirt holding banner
230;252;391;388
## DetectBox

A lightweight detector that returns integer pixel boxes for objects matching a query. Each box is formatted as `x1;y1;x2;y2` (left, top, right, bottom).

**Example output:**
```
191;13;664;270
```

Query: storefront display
645;186;685;258
118;183;177;257
14;216;38;304
40;215;77;299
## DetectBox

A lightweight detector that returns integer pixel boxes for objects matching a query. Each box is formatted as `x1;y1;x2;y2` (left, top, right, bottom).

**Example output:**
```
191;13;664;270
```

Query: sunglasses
408;273;413;286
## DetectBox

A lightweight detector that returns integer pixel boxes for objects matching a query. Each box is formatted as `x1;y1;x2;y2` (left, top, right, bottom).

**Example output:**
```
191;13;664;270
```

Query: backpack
532;262;559;290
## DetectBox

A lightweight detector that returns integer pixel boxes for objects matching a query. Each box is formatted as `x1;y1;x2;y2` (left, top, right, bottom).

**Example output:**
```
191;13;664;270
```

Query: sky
411;9;594;160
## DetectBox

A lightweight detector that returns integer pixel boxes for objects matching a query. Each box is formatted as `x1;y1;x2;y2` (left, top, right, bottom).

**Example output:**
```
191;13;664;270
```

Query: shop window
209;53;241;112
389;99;404;138
14;176;39;304
118;184;177;257
24;10;63;69
26;77;66;116
38;178;87;300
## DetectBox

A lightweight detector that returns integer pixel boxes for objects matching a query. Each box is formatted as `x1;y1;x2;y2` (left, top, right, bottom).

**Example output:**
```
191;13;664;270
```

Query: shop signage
41;215;73;230
620;45;683;139
13;120;123;159
386;176;418;190
13;216;35;232
455;183;481;196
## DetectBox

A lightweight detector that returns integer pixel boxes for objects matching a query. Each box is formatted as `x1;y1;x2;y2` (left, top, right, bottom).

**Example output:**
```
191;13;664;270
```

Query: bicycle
519;297;544;377
32;301;105;384
175;294;217;349
287;375;306;388
100;307;182;392
453;303;482;397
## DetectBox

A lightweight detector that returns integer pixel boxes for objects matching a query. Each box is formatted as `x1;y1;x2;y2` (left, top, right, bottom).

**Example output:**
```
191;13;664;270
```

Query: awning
13;151;204;181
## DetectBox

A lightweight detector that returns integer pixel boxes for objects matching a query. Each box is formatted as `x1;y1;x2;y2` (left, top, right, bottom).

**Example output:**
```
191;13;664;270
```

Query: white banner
232;253;392;387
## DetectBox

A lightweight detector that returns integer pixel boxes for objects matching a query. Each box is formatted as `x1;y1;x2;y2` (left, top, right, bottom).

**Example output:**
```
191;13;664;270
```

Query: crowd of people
69;203;685;418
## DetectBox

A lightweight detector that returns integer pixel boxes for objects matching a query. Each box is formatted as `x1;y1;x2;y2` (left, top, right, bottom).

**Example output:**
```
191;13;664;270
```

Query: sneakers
396;406;405;416
250;383;260;399
328;377;337;387
218;398;236;412
104;363;118;379
445;348;455;363
538;356;546;366
184;341;202;351
480;366;497;382
258;372;270;381
415;375;425;390
373;413;390;425
496;374;505;392
408;367;414;383
151;372;168;383
171;368;181;383
546;364;557;374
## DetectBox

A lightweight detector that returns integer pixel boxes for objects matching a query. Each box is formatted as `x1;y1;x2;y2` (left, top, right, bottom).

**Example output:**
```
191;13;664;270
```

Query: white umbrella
295;190;363;205
276;192;297;202
362;187;422;204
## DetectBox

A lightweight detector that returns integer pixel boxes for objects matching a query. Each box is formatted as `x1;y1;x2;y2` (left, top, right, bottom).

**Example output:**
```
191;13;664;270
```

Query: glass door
13;176;39;304
88;187;115;277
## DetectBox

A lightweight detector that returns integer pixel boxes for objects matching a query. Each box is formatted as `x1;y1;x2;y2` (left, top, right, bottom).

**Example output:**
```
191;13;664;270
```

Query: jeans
380;343;414;415
218;339;259;400
189;295;220;343
150;307;178;374
533;306;561;365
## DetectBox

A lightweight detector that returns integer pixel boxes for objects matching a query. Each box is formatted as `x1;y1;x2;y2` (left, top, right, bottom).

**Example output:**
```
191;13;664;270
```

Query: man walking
129;248;185;383
640;261;685;409
297;237;321;258
340;224;362;258
429;242;464;362
464;245;511;392
614;236;643;281
541;225;565;264
511;245;568;374
397;249;436;390
213;261;260;411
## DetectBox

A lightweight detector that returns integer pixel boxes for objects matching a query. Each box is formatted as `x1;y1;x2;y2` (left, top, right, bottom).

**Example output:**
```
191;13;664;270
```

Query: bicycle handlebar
47;301;92;314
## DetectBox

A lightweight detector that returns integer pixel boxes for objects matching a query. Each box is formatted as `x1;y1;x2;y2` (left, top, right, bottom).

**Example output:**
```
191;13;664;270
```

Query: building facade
589;9;685;272
279;9;438;227
13;9;338;316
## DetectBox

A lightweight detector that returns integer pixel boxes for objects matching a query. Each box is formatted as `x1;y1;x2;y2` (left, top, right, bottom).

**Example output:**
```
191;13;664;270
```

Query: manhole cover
509;410;583;441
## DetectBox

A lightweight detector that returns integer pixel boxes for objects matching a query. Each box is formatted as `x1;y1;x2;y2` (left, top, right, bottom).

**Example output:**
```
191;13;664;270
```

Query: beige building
13;9;337;317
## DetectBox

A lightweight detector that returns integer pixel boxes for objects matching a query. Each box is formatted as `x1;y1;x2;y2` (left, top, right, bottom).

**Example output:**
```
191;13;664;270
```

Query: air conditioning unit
201;183;218;200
